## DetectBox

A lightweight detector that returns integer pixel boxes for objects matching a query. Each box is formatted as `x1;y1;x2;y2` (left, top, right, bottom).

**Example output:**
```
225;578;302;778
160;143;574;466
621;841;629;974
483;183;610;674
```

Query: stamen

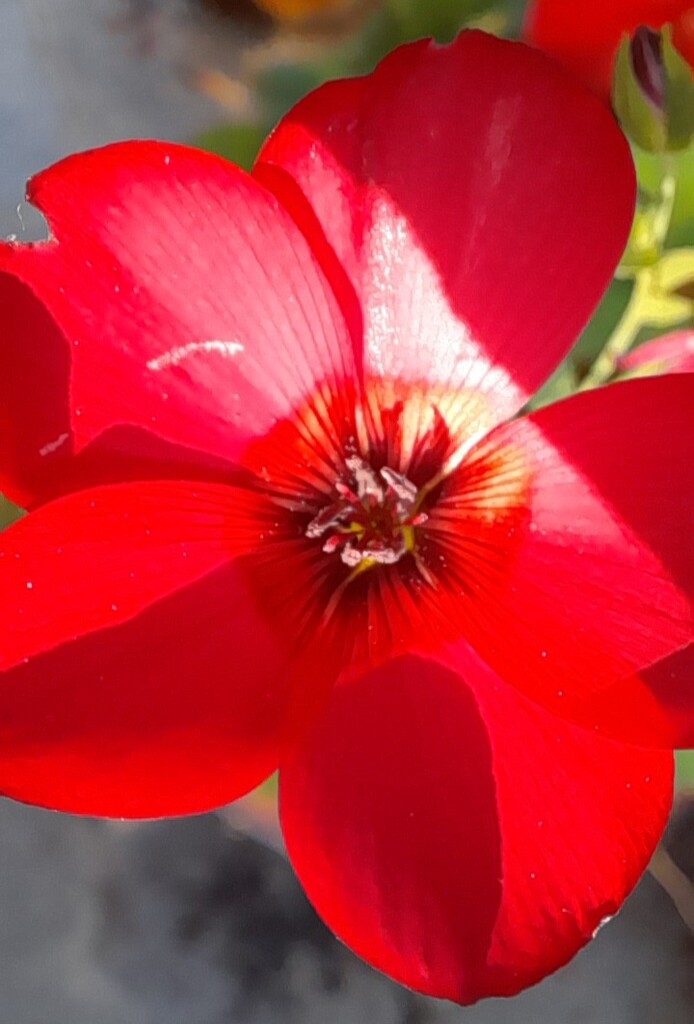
305;502;350;539
346;456;386;503
306;457;425;571
380;466;418;504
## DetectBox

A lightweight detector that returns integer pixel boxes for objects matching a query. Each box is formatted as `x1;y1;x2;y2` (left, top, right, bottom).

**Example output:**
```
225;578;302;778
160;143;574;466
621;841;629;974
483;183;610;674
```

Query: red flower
0;31;692;1003
621;328;694;374
524;0;694;99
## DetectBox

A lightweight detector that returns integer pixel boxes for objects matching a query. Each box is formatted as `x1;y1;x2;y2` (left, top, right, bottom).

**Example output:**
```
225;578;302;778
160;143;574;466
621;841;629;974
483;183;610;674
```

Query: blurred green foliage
676;750;694;790
640;147;694;246
196;0;527;168
0;495;22;530
194;123;268;170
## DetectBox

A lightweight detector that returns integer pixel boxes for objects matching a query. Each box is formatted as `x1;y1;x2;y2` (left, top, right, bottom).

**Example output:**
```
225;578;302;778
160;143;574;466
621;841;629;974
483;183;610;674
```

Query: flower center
306;455;428;571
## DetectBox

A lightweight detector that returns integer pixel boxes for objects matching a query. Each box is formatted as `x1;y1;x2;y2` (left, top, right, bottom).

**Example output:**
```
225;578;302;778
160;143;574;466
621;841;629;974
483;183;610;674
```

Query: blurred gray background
0;2;693;1021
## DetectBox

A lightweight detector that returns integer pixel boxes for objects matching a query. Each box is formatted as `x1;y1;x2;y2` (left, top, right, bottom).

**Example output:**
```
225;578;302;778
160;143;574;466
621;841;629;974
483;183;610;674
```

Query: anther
306;457;425;569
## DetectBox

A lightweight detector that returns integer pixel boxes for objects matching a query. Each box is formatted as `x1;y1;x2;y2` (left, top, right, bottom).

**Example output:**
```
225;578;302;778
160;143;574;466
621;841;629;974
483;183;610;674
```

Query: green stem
580;154;680;391
578;285;646;390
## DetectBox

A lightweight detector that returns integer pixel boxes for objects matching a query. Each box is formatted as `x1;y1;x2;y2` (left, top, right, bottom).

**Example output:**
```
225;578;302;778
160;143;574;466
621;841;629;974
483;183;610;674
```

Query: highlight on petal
620;330;694;375
0;140;353;506
256;30;635;430
425;374;694;746
0;481;316;816
280;651;673;1003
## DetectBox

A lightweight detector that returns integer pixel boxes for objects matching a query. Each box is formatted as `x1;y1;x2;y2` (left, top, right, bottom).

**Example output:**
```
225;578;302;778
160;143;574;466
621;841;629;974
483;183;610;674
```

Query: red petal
431;375;693;745
280;651;672;1003
639;644;694;748
0;482;309;816
256;31;634;430
524;0;694;98
620;331;694;375
674;9;694;67
0;141;352;505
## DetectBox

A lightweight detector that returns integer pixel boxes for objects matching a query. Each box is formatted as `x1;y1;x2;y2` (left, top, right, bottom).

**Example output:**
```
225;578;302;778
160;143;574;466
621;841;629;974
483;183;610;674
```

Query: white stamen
380;465;418;503
345;455;385;503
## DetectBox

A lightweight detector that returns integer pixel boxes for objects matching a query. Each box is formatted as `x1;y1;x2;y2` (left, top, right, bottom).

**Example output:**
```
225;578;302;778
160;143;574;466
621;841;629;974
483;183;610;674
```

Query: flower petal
0;482;312;816
0;140;352;506
620;330;694;375
639;644;694;748
280;651;672;1003
430;374;693;745
256;31;635;431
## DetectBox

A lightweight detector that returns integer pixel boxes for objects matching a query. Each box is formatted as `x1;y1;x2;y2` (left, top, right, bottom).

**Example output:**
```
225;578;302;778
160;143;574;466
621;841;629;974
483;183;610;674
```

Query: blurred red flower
0;31;692;1003
524;0;694;99
621;328;694;373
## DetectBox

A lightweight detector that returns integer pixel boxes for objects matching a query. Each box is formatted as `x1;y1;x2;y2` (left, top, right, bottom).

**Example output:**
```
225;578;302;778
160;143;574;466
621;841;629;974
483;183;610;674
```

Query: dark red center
305;455;428;570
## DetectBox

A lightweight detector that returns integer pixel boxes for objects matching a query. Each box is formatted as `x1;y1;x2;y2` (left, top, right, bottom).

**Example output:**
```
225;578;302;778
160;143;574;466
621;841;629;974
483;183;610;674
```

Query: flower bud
613;24;694;151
